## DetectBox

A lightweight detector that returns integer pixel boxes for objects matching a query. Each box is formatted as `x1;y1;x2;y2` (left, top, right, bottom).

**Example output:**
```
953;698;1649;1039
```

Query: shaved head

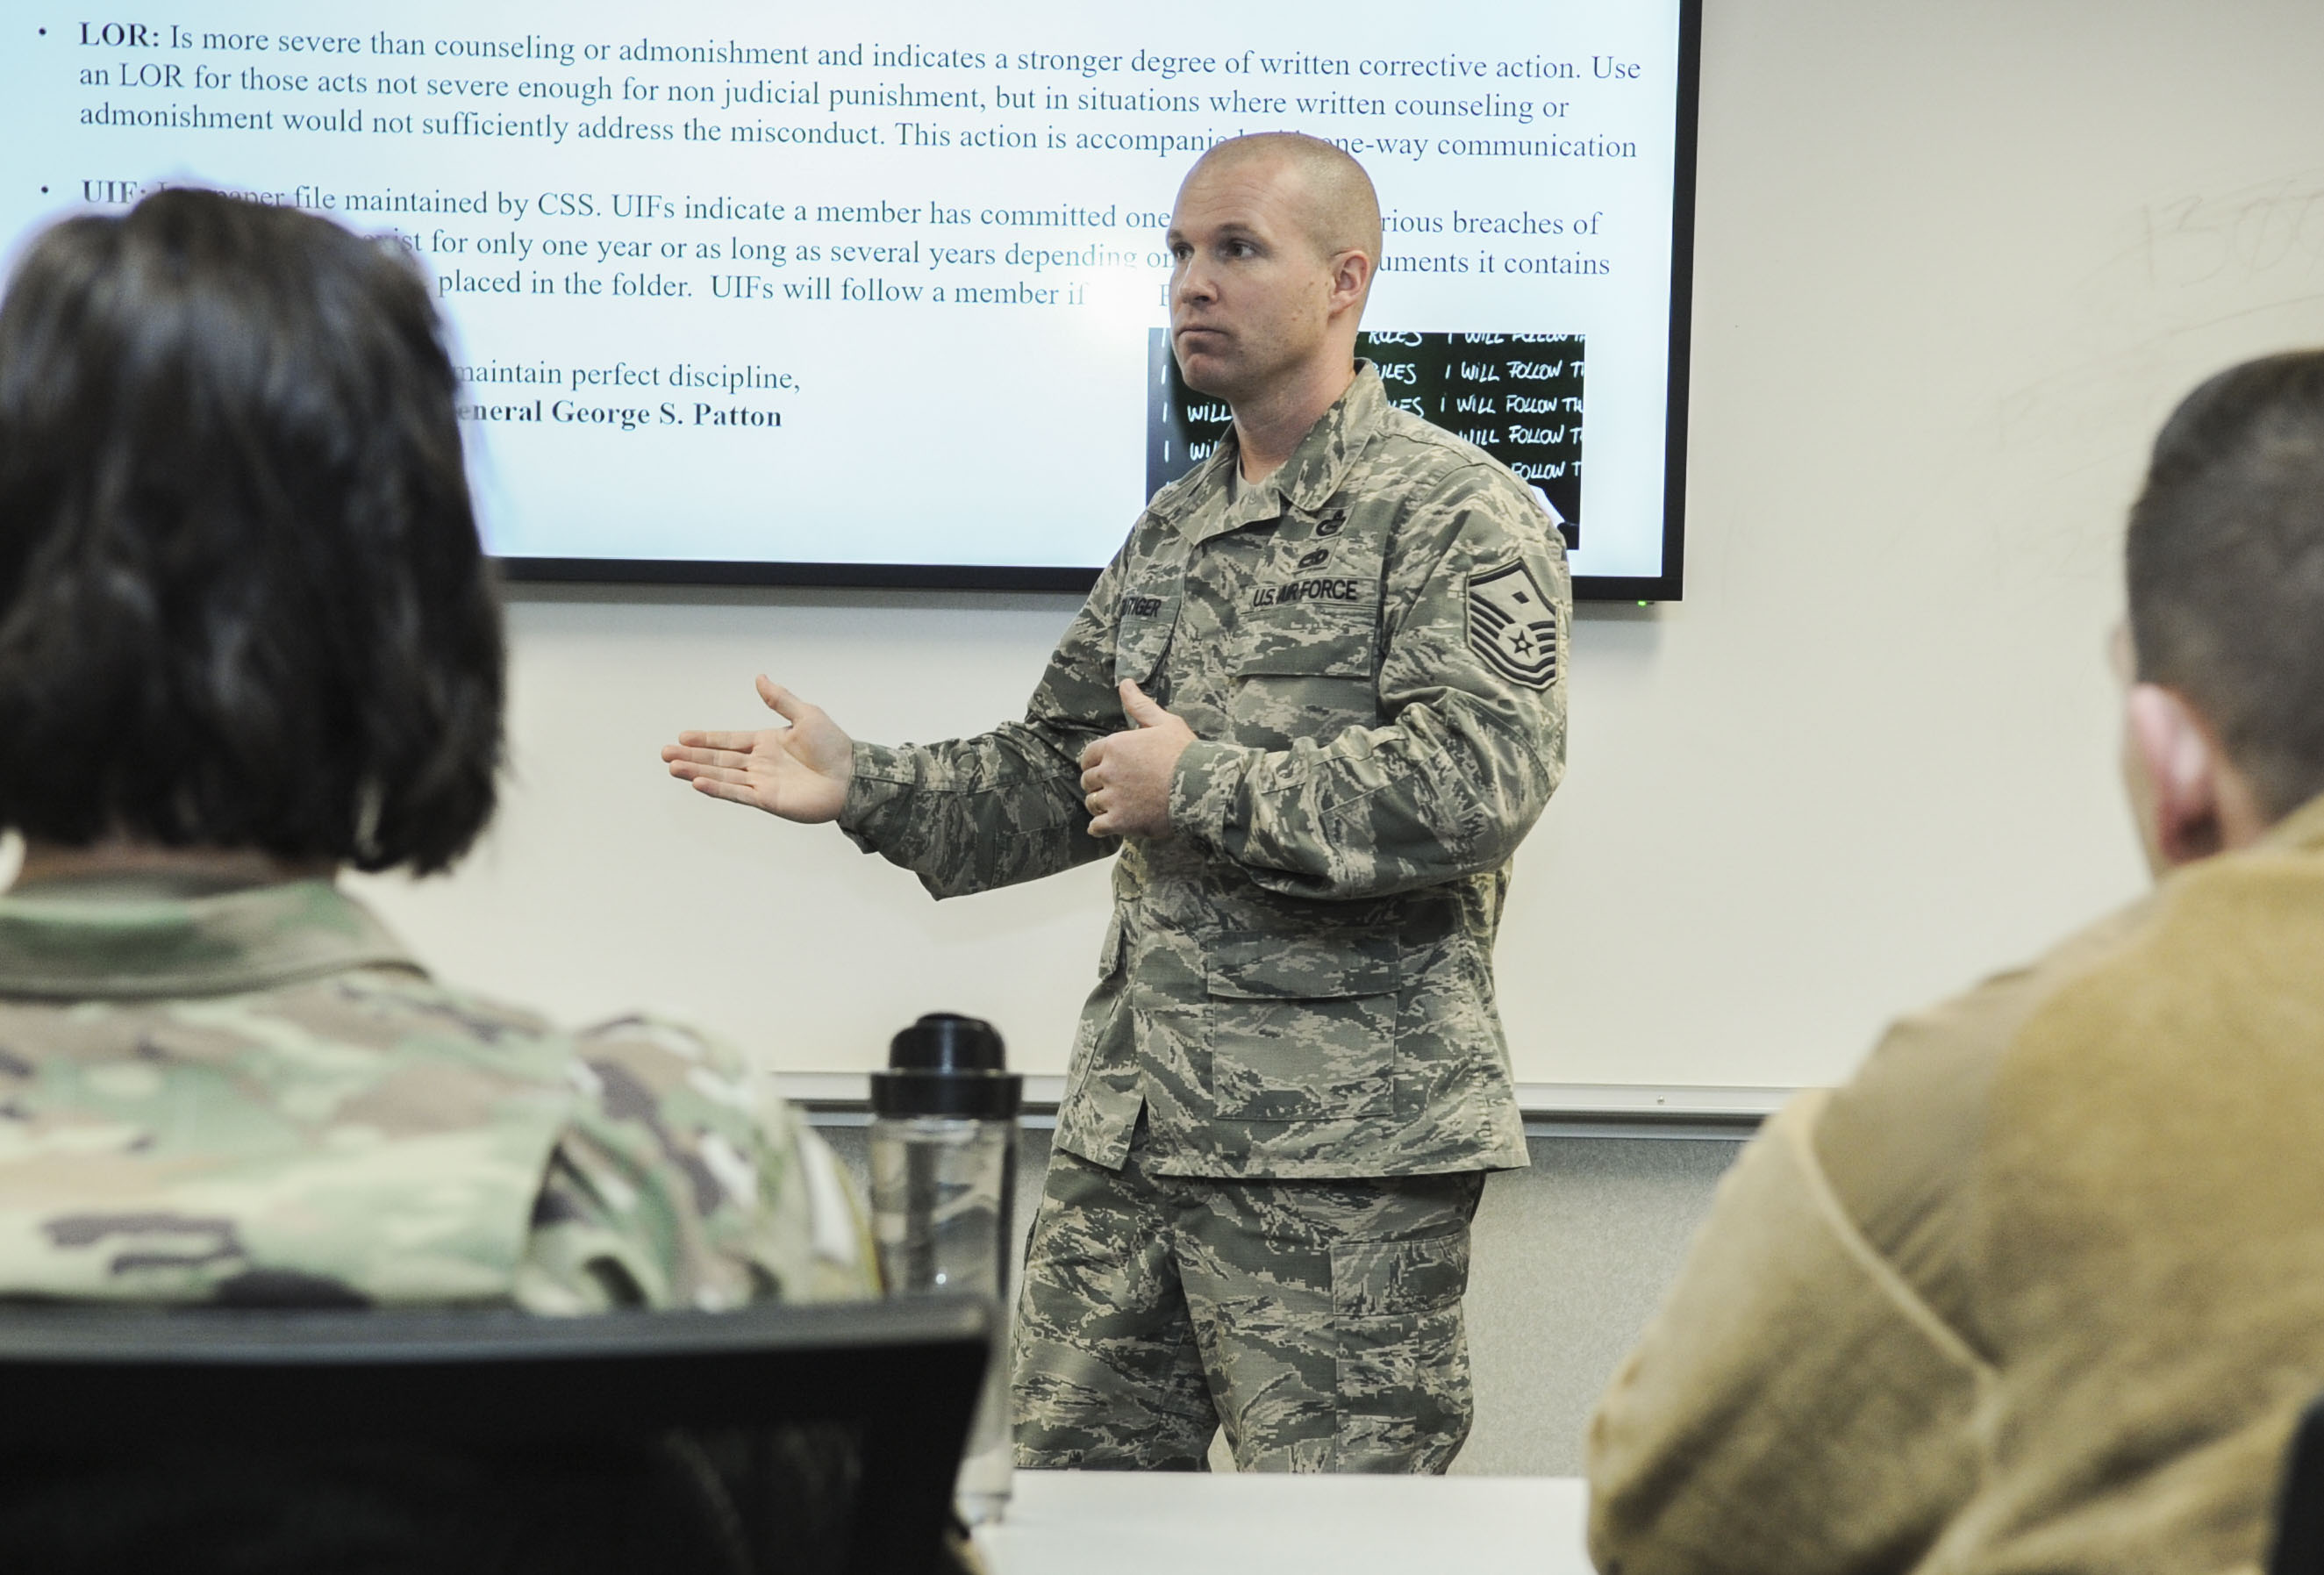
1187;133;1384;274
1166;132;1382;452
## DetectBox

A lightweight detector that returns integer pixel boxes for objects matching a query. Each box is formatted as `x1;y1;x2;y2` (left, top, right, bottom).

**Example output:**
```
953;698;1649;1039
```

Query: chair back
2273;1392;2324;1575
0;1295;991;1575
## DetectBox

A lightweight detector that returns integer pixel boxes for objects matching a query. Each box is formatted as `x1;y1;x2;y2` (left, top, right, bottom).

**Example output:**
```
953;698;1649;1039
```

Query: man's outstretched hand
1081;681;1197;841
662;676;855;824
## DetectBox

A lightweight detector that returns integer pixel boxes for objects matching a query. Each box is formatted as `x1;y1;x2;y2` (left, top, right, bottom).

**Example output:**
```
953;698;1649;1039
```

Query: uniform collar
0;877;420;999
1154;363;1391;541
1272;361;1390;516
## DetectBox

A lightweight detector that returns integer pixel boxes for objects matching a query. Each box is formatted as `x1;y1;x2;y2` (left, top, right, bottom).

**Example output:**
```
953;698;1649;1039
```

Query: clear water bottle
868;1013;1022;1527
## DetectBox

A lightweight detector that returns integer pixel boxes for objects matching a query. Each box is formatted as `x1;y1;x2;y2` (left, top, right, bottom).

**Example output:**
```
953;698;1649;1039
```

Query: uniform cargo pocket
1329;1229;1474;1464
1205;930;1397;1121
1330;1228;1470;1321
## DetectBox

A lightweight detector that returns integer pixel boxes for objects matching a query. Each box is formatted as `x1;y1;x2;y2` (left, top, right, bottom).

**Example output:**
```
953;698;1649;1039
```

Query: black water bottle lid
869;1013;1022;1119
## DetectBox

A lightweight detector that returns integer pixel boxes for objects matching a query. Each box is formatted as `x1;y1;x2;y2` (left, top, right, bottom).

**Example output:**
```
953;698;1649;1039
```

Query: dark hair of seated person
2128;349;2324;820
0;186;500;874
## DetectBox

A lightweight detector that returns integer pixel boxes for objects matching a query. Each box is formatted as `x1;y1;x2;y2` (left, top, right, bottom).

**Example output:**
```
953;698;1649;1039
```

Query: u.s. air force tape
1466;561;1560;689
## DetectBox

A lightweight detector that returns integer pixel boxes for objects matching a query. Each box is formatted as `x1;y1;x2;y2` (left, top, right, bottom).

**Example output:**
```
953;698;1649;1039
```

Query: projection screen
2;0;1698;597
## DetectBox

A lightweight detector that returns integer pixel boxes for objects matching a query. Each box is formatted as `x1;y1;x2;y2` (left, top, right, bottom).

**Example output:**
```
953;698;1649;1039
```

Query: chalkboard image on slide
0;0;1697;598
1148;329;1586;546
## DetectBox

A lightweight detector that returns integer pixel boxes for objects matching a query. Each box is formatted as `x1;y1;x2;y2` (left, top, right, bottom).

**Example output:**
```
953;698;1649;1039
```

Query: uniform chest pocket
1115;600;1179;691
1227;622;1380;751
1205;930;1398;1123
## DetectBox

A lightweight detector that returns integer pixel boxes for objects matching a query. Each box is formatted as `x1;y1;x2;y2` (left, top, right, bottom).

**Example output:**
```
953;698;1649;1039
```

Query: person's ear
2126;684;2226;867
1327;248;1372;316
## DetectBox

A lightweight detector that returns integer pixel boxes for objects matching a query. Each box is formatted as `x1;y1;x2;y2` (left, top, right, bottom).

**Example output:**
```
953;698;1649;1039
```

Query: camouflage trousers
1010;1123;1485;1473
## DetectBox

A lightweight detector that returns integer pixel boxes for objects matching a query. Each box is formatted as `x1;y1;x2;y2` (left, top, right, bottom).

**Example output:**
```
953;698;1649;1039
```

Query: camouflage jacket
841;367;1565;1178
0;876;873;1309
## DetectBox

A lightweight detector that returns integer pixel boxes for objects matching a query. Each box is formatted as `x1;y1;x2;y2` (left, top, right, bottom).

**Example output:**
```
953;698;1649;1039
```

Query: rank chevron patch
1465;560;1560;689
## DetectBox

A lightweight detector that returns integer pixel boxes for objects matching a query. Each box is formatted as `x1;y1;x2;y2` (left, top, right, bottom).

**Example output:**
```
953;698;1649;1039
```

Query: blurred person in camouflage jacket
0;190;871;1316
664;134;1569;1472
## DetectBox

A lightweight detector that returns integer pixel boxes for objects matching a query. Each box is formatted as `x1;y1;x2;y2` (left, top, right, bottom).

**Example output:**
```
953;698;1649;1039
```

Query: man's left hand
1080;682;1197;841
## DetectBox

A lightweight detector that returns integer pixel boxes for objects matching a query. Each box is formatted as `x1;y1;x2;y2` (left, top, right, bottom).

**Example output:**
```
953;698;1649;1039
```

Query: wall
349;0;2324;1091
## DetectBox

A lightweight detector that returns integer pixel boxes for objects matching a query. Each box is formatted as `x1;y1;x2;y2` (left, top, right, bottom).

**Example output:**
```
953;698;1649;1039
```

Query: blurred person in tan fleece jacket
1589;349;2324;1575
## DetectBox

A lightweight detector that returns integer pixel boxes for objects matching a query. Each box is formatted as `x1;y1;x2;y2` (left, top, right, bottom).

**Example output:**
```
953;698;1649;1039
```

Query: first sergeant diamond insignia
1465;560;1560;689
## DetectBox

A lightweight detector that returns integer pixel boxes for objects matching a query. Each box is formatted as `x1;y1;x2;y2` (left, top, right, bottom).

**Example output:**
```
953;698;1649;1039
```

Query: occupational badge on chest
1466;561;1560;689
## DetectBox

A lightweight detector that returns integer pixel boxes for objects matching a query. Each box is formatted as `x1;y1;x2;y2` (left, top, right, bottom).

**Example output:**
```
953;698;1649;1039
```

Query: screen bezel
497;0;1701;605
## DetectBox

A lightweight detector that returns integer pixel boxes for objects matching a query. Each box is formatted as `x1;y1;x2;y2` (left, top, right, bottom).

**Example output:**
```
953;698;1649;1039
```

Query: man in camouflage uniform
666;133;1568;1471
0;865;870;1310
